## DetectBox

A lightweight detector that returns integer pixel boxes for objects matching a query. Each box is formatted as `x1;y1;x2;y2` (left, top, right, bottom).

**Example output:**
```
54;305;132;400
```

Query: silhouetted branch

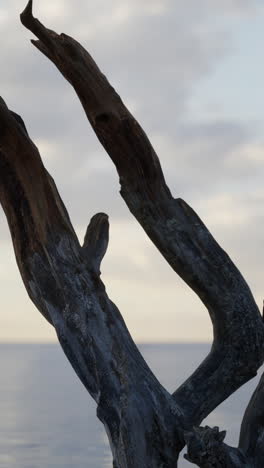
82;213;109;276
20;0;264;430
239;372;264;467
0;3;263;466
0;97;184;467
184;426;248;468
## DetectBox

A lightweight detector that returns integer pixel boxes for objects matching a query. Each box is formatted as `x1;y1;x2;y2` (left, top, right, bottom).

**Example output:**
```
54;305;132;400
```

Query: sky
0;0;263;343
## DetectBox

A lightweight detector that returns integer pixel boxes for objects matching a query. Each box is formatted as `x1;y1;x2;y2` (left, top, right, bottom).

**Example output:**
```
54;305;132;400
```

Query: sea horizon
0;342;261;467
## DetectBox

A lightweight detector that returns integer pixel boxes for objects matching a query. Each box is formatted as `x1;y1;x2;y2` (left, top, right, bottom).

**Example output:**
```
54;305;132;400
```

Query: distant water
0;343;261;467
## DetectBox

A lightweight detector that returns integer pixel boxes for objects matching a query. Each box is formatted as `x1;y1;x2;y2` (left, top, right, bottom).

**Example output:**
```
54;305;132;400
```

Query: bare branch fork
0;1;263;466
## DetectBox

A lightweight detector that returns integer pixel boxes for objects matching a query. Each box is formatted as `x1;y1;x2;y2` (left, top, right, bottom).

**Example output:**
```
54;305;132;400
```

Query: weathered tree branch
82;213;109;276
0;97;186;467
182;371;264;468
20;0;264;428
184;426;249;467
239;371;264;467
0;3;263;466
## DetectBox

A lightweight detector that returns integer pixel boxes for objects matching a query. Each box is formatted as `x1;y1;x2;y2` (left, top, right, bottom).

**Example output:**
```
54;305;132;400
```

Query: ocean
0;343;260;467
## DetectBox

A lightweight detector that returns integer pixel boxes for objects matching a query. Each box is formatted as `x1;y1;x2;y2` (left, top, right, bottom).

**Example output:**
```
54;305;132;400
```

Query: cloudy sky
0;0;263;342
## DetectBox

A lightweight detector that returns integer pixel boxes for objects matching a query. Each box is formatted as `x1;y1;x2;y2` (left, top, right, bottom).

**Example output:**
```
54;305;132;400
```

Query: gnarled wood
183;377;264;468
0;98;185;467
184;426;249;467
0;2;263;467
239;371;264;467
20;0;264;427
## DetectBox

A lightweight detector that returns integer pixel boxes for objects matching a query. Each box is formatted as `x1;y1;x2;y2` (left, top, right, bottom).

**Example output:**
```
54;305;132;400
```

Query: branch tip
84;213;109;248
20;0;57;53
83;213;109;275
20;0;33;26
0;96;8;110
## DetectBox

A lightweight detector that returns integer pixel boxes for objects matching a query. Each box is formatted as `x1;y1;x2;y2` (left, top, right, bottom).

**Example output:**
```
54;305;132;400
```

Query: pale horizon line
0;340;211;345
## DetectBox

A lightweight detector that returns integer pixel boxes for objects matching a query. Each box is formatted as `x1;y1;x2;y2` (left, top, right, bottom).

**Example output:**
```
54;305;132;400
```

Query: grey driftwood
0;2;263;466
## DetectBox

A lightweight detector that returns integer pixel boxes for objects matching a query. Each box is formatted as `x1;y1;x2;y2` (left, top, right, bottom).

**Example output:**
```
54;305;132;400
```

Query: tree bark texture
0;1;263;466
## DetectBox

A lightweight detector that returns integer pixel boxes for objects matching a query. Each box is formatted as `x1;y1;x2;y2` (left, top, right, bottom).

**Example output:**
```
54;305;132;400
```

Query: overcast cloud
0;0;263;342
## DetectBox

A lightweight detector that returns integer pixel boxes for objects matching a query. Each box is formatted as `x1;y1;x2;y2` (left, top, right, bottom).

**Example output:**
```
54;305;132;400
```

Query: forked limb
0;2;263;467
20;0;264;424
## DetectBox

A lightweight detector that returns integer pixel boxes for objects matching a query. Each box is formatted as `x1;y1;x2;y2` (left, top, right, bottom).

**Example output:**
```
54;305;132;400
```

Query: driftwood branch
20;0;264;424
184;426;248;467
239;371;264;467
0;96;187;467
0;2;263;466
82;213;109;276
183;371;264;468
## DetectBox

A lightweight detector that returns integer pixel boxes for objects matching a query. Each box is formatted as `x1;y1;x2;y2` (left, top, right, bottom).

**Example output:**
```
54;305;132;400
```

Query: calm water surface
0;343;261;467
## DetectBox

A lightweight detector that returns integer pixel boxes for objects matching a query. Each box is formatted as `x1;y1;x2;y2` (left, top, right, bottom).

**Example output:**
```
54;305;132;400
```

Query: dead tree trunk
0;1;263;466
